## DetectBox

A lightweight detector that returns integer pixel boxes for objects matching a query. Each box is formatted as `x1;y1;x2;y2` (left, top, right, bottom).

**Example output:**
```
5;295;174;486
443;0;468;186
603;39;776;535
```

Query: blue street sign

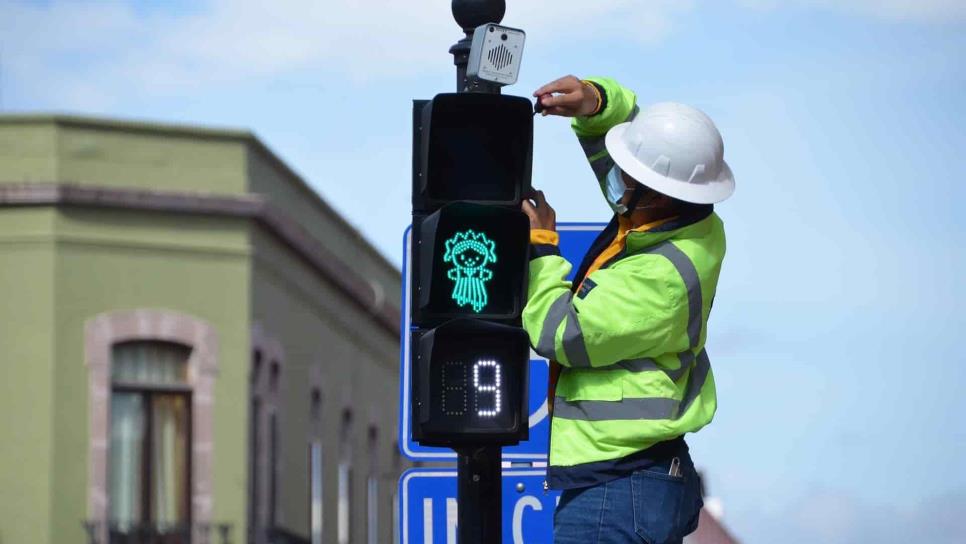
399;223;607;461
398;468;562;544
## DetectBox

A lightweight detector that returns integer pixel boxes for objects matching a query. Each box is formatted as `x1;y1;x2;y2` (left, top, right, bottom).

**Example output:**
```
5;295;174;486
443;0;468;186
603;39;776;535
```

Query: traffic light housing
411;319;529;447
412;202;529;324
413;93;533;213
410;92;532;448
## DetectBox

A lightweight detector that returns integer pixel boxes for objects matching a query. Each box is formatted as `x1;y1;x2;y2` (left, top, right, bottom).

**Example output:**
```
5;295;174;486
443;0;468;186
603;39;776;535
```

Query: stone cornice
0;182;401;336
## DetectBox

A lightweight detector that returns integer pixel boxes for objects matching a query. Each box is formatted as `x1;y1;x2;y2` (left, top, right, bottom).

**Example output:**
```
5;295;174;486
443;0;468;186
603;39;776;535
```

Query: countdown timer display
412;319;529;447
440;359;503;419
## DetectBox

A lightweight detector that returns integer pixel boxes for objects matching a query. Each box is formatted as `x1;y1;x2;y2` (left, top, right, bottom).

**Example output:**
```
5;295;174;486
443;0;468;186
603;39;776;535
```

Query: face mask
605;165;658;217
604;165;628;214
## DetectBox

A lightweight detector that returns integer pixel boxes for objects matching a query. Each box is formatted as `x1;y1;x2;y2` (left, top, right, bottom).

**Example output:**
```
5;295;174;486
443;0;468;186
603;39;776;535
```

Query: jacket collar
624;204;715;253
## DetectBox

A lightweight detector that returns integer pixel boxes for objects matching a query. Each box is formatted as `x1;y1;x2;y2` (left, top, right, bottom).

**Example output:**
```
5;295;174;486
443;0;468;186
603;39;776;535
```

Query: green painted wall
47;207;251;544
56;124;248;194
0;208;57;544
0;116;248;194
0;123;58;180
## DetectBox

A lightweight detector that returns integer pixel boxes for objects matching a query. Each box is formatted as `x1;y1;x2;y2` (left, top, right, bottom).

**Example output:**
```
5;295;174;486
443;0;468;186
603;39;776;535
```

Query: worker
521;75;735;544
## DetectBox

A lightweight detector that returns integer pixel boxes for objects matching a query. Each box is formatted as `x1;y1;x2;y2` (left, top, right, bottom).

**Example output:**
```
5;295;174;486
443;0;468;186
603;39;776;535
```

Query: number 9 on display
411;319;530;447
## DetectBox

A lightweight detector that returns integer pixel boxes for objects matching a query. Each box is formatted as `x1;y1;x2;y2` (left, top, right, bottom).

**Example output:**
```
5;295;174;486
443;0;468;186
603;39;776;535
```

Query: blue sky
2;1;964;541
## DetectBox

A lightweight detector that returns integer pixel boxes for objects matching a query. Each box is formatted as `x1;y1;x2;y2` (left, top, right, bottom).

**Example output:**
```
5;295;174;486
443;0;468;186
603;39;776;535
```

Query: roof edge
244;138;400;280
0;112;254;141
0;112;399;277
0;182;401;337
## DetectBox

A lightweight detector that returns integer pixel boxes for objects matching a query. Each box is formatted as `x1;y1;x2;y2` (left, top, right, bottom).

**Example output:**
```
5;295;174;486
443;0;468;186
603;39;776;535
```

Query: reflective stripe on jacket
522;77;727;470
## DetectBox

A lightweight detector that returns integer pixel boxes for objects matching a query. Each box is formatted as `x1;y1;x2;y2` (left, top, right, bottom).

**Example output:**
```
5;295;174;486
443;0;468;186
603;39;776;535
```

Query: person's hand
522;189;557;231
533;75;600;117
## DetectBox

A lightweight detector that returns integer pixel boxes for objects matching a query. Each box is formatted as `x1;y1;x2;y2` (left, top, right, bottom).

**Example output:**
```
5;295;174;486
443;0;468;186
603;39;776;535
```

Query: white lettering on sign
421;498;459;544
419;494;555;543
422;499;433;544
446;498;458;543
402;470;564;543
512;495;543;544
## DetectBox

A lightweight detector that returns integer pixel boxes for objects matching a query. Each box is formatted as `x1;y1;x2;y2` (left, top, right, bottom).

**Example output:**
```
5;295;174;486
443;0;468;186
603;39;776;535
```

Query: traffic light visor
416;93;533;210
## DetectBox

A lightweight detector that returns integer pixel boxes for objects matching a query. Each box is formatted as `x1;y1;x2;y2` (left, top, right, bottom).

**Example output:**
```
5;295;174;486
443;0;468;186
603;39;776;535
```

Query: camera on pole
408;0;531;541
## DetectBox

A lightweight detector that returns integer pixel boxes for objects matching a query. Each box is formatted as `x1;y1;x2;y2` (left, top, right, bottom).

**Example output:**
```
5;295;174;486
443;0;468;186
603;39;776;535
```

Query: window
247;329;285;544
338;410;353;544
337;463;353;544
309;441;323;544
268;361;280;529
249;350;262;544
309;388;323;544
109;341;192;542
367;427;379;544
86;309;218;544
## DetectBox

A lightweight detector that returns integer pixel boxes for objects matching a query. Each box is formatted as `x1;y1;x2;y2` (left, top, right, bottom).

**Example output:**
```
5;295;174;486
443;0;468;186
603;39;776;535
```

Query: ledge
0;182;401;337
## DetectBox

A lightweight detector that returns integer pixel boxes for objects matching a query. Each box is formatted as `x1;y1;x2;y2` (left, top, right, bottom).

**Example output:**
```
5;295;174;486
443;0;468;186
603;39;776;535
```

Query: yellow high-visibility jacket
522;77;726;488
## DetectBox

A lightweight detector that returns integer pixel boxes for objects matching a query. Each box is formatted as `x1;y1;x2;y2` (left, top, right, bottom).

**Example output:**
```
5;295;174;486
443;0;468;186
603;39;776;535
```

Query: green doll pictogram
443;229;497;313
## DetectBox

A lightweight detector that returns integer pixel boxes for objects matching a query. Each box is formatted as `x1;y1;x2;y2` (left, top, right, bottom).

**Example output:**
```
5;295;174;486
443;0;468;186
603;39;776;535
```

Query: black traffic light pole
450;0;505;94
450;1;506;543
456;444;502;543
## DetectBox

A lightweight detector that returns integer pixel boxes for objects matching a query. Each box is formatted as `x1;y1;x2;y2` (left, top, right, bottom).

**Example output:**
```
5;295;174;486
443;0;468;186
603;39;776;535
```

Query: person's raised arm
534;75;639;188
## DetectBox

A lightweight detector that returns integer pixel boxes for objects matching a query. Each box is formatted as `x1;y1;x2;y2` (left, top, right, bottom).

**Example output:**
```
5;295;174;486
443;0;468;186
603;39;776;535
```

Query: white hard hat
604;102;735;204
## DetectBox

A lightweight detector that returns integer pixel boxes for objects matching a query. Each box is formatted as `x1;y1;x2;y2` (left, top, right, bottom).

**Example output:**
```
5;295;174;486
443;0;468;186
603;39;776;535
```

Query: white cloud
4;0;958;111
738;0;966;22
0;0;692;108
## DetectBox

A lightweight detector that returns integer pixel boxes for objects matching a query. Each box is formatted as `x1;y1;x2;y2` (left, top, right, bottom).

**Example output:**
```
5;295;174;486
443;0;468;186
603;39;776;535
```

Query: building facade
0;115;405;544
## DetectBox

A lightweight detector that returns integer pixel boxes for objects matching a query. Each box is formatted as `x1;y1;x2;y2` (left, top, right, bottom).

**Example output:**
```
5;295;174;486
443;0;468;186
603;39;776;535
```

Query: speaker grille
487;44;513;70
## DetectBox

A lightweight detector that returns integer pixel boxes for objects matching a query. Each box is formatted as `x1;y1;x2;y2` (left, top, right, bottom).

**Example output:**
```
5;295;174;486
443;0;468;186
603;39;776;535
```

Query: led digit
441;360;467;416
473;359;502;418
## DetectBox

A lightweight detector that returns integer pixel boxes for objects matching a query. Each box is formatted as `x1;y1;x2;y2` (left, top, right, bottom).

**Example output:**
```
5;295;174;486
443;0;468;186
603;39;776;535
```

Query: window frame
85;310;219;544
248;324;285;544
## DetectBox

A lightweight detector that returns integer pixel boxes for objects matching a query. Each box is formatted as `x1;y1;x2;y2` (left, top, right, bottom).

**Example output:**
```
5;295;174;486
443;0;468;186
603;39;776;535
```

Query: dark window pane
112;341;190;385
269;412;278;527
250;398;261;543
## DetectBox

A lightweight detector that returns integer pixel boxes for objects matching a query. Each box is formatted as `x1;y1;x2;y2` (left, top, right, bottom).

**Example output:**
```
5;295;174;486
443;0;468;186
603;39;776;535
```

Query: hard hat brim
605;122;735;204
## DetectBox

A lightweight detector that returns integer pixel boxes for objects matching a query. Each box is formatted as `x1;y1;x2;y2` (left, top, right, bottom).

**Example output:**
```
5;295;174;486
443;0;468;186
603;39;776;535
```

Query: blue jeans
553;453;703;544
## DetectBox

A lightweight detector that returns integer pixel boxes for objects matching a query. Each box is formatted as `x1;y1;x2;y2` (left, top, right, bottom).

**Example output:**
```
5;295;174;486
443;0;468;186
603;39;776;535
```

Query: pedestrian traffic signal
409;90;532;449
412;202;529;324
411;319;529;447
